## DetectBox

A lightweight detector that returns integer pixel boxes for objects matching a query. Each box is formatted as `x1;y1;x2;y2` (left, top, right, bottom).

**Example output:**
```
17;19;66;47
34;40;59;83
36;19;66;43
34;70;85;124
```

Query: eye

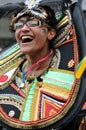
14;22;24;30
26;20;40;27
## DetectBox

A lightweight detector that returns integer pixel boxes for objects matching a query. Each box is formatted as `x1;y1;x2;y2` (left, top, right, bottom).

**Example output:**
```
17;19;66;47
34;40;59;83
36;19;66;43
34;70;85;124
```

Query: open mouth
21;36;33;43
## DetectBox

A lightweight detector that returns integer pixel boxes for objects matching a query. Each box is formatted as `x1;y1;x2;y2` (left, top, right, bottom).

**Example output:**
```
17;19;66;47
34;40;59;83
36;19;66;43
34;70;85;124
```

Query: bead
8;110;15;117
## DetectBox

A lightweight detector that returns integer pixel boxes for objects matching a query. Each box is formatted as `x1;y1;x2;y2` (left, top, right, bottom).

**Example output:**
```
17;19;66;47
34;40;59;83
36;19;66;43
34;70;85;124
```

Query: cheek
35;29;49;47
40;29;48;41
15;31;20;43
36;28;48;40
36;31;46;43
41;28;48;33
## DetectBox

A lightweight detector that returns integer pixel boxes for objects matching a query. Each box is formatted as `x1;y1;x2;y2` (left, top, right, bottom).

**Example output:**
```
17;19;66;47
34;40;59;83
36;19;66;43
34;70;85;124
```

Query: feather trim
25;0;42;9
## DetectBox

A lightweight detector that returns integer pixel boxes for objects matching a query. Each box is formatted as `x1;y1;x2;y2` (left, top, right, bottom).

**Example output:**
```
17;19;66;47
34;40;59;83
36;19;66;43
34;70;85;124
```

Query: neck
26;49;50;65
22;49;54;83
25;49;53;74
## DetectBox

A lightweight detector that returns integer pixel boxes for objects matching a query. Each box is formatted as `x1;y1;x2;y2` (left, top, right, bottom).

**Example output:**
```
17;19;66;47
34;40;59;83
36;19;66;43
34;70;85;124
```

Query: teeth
22;36;32;40
21;35;33;43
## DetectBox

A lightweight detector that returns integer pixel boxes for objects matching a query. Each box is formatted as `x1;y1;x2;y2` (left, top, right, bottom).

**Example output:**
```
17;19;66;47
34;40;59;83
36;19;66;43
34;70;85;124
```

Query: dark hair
39;5;57;48
40;5;57;31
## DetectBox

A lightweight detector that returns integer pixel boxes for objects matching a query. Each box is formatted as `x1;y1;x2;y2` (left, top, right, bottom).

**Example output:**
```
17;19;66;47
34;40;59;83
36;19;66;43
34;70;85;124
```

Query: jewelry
22;49;54;83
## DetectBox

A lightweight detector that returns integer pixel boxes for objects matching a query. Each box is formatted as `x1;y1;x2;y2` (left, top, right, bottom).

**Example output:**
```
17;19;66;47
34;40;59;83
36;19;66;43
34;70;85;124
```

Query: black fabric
0;118;82;130
70;2;86;61
58;41;74;71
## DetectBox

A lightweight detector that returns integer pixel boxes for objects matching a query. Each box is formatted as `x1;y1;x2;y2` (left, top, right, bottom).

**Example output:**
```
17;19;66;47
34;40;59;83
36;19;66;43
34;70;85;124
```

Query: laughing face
15;16;56;58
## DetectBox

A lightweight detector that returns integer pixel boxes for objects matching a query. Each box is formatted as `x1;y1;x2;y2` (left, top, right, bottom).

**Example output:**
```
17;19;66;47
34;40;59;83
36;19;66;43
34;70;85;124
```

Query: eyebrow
17;17;38;23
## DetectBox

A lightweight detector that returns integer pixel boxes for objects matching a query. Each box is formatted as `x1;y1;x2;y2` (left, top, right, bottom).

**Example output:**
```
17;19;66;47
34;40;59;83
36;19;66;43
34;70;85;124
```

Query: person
0;0;86;130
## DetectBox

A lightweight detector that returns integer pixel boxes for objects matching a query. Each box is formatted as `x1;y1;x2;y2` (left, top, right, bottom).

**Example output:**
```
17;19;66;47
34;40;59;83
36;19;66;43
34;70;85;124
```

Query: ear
48;29;56;40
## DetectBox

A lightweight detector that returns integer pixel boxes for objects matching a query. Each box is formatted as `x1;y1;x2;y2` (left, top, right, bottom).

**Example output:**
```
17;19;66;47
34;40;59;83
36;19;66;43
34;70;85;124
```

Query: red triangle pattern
43;98;62;118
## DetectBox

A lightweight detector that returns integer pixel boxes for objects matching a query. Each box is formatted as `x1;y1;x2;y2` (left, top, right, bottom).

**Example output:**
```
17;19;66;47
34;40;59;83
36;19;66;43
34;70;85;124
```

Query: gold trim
0;49;21;66
30;82;40;120
78;117;85;130
0;57;23;77
41;82;70;100
49;67;74;75
19;82;33;120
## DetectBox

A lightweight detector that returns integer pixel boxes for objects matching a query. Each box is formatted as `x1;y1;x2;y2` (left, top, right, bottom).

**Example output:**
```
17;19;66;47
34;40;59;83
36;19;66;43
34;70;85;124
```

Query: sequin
8;110;15;117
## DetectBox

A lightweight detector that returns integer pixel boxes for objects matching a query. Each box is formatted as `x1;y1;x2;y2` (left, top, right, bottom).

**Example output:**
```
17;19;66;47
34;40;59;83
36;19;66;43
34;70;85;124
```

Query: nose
21;23;30;31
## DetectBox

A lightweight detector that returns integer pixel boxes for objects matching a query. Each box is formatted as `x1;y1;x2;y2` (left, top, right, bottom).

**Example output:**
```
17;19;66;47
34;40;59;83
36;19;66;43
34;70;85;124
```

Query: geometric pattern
40;92;65;118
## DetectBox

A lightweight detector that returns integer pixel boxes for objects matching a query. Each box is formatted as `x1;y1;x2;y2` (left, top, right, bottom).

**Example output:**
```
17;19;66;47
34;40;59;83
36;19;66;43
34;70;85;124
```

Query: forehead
17;16;36;22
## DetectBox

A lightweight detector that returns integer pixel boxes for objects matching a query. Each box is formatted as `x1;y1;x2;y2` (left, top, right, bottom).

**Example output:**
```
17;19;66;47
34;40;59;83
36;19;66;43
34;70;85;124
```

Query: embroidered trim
0;11;81;130
0;94;23;110
0;57;23;77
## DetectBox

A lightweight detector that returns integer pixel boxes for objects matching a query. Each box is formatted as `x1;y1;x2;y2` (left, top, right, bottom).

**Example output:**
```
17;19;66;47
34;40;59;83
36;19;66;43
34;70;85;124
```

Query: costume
0;0;86;130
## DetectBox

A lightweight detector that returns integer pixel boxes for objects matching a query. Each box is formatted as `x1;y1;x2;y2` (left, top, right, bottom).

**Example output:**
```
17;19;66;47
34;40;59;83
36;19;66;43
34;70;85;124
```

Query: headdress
9;0;59;32
0;0;71;49
0;0;66;19
15;0;48;20
0;0;66;33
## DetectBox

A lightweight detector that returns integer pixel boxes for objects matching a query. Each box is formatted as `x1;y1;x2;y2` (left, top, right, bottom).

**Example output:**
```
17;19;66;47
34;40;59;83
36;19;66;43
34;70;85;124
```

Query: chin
20;48;29;54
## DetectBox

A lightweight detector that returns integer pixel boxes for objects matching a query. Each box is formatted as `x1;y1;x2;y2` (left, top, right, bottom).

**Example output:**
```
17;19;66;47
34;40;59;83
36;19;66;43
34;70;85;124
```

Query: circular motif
8;110;15;117
0;75;8;82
